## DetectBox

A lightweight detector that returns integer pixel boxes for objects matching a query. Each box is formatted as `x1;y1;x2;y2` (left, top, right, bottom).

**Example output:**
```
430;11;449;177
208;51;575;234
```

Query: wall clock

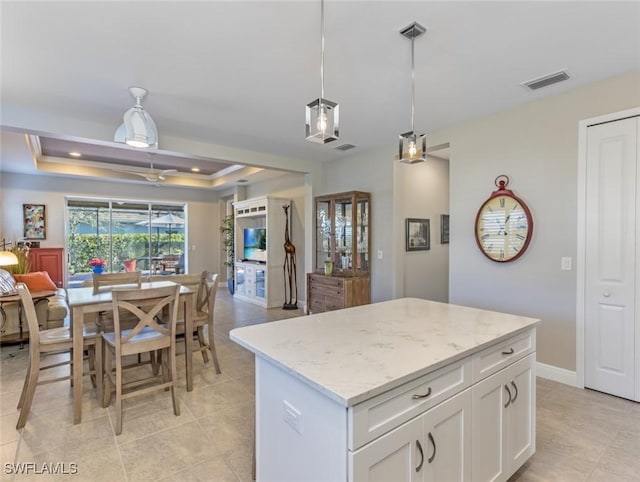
475;175;533;262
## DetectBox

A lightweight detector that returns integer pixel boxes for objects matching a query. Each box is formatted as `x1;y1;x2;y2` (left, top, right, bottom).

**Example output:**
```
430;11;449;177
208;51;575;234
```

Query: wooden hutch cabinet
307;191;371;314
29;247;64;288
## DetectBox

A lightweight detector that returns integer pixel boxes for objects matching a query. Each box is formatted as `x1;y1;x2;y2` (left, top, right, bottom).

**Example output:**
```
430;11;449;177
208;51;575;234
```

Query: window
66;198;186;287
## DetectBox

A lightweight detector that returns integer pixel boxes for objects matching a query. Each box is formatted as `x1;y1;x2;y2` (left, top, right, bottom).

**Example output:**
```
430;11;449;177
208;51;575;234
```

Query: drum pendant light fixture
305;0;339;144
398;22;426;163
114;86;158;148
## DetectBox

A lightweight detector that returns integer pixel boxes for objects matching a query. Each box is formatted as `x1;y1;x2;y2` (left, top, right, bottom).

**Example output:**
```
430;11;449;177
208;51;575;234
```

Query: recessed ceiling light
191;167;200;172
69;152;82;157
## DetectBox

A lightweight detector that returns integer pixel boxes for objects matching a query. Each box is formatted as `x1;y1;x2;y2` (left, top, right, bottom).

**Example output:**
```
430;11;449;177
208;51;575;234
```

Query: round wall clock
475;175;533;262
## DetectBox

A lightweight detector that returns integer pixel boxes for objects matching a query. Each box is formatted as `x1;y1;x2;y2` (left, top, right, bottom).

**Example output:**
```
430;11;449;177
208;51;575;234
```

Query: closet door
584;116;638;401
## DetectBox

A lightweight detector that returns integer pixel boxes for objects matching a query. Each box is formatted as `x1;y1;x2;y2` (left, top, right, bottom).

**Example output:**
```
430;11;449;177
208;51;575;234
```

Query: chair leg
16;352;40;429
197;327;209;363
102;347;112;408
17;358;32;410
94;337;104;404
115;351;123;435
207;324;221;375
169;347;180;416
88;345;97;388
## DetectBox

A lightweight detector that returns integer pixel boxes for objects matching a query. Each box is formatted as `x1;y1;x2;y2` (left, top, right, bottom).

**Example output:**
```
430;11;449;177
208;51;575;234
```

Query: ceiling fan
113;161;177;182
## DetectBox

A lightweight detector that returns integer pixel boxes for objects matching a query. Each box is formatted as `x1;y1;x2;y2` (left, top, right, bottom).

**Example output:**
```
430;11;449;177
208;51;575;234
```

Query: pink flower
88;258;107;268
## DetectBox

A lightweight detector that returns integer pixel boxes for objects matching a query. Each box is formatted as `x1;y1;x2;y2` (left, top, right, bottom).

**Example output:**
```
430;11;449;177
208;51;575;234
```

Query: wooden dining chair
92;271;141;294
15;283;100;429
192;272;221;374
102;284;180;435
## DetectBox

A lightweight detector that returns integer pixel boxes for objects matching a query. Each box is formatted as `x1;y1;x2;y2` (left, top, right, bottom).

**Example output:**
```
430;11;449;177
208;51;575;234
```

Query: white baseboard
536;362;580;387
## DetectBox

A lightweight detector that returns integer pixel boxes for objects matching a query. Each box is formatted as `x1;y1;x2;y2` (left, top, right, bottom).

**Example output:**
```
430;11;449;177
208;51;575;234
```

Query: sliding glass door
66;199;186;287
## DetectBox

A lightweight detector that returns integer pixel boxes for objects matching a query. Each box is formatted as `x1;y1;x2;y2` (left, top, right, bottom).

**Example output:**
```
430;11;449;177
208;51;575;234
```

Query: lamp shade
0;251;19;267
306;98;339;144
123;106;158;148
399;131;427;164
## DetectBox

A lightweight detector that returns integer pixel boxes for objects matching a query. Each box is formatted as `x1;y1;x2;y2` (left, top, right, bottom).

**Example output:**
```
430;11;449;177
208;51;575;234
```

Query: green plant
220;214;234;278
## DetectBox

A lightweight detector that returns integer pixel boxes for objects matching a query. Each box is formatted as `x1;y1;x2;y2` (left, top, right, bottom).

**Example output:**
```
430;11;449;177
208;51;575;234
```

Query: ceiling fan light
306;98;339;144
399;131;427;163
123;105;158;148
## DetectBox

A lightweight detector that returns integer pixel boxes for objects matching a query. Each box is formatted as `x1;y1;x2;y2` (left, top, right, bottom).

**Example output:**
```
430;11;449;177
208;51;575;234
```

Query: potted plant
220;214;235;294
89;257;107;274
4;243;31;275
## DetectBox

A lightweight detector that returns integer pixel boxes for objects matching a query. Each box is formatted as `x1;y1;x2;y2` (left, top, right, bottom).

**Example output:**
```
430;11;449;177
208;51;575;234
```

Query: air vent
334;144;356;151
522;70;570;91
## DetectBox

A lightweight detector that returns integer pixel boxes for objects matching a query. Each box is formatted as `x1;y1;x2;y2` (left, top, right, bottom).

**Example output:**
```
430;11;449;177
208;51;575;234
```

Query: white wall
0;173;220;281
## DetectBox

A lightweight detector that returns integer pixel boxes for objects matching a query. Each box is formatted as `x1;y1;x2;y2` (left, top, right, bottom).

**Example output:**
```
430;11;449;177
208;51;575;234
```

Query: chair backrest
111;284;180;353
16;283;41;350
93;271;142;294
197;272;219;318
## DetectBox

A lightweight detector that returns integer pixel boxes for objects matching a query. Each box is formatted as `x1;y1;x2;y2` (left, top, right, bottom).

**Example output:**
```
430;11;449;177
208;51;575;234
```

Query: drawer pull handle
427;432;436;463
501;347;514;355
510;381;518;403
504;384;512;408
412;387;432;400
415;440;424;472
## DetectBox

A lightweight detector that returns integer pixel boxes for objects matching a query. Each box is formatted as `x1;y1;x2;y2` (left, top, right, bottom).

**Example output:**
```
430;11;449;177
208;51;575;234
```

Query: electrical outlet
561;257;572;271
377;250;383;260
283;400;302;434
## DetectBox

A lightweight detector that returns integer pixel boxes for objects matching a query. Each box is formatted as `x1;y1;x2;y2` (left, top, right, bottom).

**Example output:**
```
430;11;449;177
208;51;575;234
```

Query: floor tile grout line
107;405;131;482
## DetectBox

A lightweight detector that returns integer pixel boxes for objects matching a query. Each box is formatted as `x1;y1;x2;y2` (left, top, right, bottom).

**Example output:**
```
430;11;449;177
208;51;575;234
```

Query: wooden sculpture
282;204;298;309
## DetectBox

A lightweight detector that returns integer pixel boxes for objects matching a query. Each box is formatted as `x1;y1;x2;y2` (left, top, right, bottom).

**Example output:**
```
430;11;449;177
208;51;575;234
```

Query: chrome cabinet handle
501;347;514;355
416;440;424;472
412;387;432;400
427;432;436;464
510;381;518;403
603;291;611;297
504;384;512;408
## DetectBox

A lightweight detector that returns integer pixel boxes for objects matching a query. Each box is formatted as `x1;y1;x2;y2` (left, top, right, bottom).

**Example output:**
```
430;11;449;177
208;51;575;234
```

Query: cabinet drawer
348;358;471;450
472;329;535;383
309;275;344;289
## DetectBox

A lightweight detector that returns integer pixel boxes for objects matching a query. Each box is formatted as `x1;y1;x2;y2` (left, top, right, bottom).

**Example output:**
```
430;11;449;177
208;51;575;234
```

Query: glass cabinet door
355;196;369;273
334;198;353;273
235;265;246;296
315;200;331;271
255;268;265;299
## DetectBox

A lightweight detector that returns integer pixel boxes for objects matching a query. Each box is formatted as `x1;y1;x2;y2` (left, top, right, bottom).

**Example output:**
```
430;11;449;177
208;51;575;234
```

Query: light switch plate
561;257;572;270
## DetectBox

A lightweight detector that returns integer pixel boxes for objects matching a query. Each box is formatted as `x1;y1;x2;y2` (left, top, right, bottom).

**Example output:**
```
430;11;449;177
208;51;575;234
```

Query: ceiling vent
522;70;570;91
334;143;356;151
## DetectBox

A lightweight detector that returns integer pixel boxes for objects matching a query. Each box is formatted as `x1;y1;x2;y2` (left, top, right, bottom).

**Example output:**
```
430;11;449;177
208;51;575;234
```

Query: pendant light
305;0;339;144
114;86;158;148
398;22;426;164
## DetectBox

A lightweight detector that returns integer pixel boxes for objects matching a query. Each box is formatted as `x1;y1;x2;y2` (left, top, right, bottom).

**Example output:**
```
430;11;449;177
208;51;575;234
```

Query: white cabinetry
233;196;288;308
472;354;535;482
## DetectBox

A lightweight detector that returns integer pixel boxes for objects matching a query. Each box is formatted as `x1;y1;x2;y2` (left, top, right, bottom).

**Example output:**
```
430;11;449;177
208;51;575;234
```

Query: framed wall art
405;218;430;251
23;204;46;240
440;214;450;244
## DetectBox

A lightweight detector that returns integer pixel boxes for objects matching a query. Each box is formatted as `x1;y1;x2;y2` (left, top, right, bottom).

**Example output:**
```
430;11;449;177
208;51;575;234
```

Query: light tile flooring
0;290;638;481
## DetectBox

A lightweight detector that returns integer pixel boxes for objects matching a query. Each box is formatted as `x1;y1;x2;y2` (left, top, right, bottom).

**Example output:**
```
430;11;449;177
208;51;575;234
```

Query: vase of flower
92;266;104;274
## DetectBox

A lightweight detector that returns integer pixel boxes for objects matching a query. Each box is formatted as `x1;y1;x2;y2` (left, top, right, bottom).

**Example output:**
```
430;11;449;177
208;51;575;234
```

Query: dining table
67;280;194;424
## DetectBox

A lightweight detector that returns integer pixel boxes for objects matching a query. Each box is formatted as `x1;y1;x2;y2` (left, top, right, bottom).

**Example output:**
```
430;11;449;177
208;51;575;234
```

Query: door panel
585;117;637;400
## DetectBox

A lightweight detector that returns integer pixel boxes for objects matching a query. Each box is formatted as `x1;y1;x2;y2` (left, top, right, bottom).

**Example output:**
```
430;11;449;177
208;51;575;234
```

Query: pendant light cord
320;0;325;100
411;35;415;133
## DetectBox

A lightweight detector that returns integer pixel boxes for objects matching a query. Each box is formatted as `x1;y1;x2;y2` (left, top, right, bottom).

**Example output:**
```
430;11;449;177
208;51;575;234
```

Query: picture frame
405;218;430;251
440;214;450;244
23;204;47;240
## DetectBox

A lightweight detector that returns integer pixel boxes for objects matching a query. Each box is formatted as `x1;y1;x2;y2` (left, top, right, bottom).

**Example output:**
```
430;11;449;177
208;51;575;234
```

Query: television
243;227;267;262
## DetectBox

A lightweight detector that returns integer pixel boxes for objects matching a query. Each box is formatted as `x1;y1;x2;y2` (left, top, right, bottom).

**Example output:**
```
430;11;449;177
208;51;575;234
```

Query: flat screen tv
243;227;267;262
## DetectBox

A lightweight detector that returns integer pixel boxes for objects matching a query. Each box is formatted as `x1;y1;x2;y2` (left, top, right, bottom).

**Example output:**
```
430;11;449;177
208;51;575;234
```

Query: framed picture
440;214;450;244
23;204;46;240
406;218;430;251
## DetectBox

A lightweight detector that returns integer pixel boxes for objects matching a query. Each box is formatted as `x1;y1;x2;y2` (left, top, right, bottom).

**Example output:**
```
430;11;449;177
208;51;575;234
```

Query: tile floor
1;289;639;481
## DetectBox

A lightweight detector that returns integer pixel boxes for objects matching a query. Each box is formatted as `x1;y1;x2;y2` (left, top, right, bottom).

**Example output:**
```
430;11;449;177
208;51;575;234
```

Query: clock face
475;194;532;262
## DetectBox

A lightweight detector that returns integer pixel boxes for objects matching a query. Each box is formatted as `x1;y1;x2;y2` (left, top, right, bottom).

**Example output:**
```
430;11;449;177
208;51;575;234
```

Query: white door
423;388;472;482
349;415;424;482
585;116;638;401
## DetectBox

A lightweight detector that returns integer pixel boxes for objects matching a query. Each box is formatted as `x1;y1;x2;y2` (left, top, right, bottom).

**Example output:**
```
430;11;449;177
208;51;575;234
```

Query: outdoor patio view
66;199;186;287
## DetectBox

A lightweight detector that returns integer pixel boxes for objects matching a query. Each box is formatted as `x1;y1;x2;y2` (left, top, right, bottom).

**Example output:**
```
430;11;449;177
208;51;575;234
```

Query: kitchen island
231;298;540;482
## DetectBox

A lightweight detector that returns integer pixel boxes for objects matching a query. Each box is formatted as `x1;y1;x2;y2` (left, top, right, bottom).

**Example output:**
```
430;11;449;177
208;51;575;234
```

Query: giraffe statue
282;204;298;309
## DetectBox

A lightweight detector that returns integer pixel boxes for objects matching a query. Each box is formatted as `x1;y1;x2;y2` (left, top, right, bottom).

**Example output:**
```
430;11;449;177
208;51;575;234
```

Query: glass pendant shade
0;251;18;266
306;98;339;144
399;131;427;164
123;104;158;148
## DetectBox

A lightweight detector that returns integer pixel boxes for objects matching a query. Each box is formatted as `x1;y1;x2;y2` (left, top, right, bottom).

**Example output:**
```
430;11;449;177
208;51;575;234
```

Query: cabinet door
350;415;424;482
30;248;64;287
471;369;510;482
423;389;472;482
506;354;535;475
235;264;246;296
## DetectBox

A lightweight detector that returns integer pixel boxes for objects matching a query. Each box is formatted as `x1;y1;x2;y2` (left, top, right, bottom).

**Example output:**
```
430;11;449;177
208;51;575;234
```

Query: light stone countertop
230;298;540;407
